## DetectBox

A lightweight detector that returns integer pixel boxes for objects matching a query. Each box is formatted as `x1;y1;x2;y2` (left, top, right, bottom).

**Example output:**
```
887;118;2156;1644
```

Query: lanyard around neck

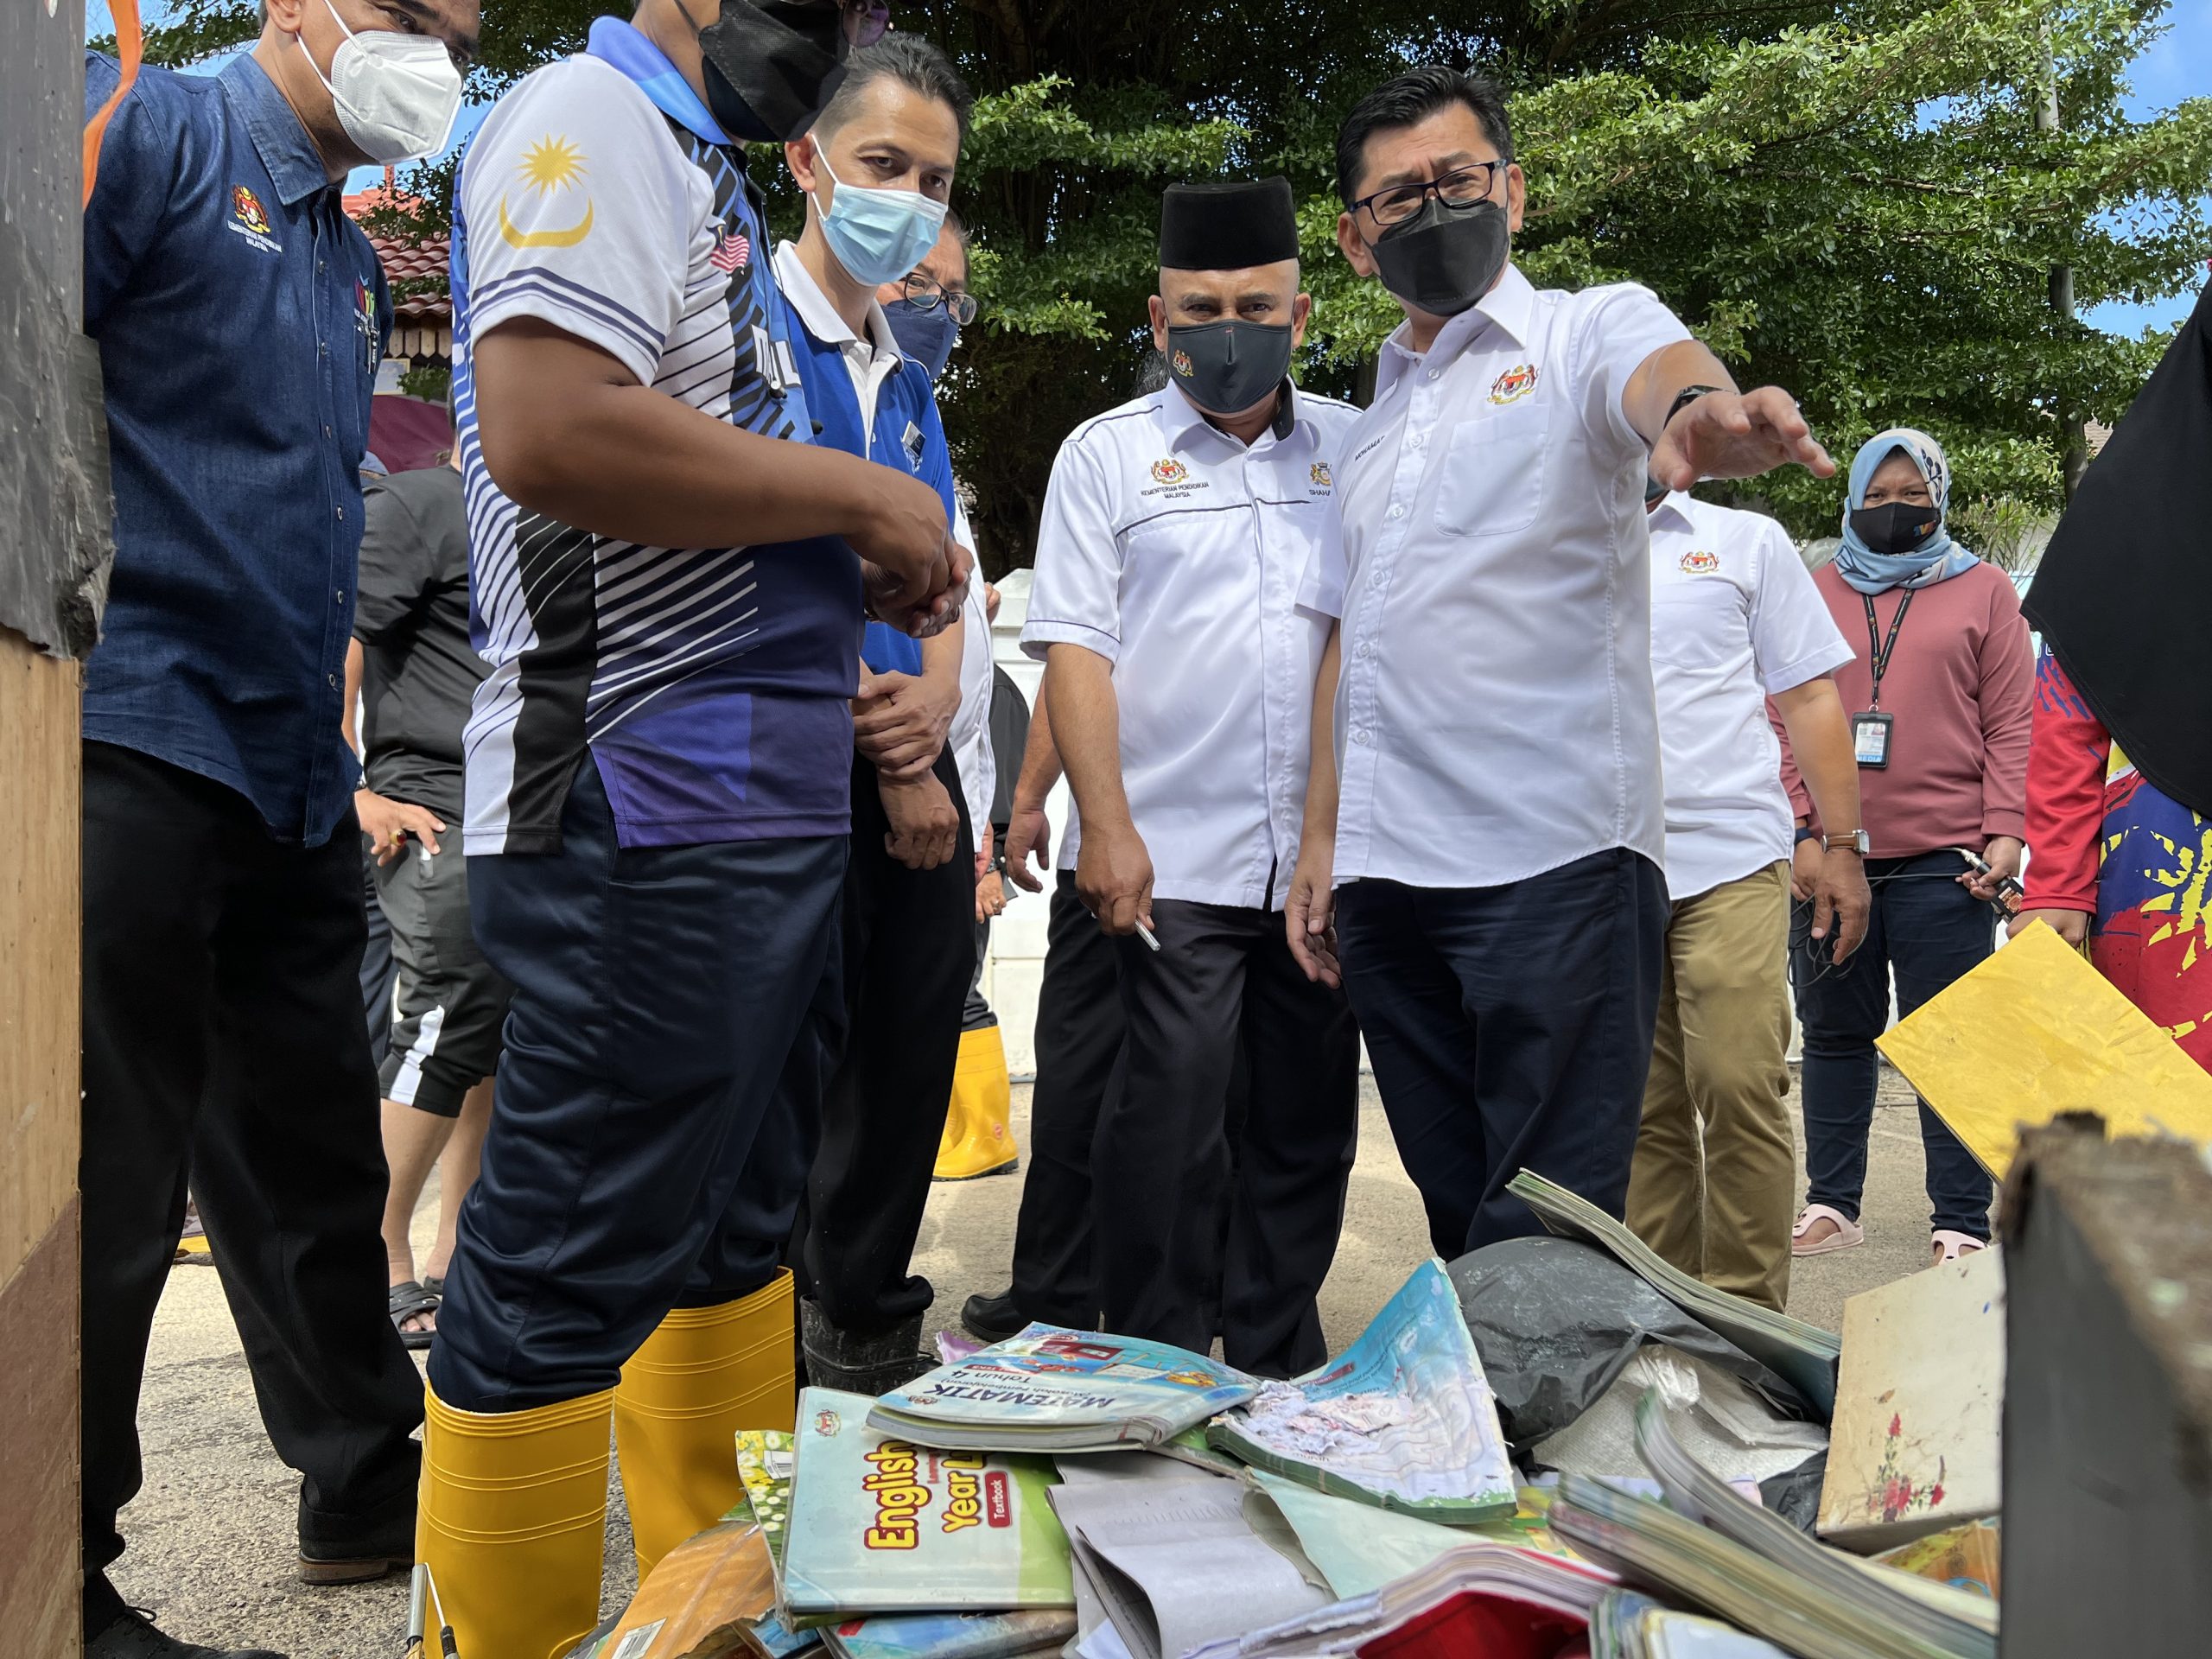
1861;588;1916;709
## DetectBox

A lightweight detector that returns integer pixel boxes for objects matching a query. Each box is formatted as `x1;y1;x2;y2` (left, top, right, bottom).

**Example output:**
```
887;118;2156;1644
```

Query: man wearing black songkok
1016;177;1361;1376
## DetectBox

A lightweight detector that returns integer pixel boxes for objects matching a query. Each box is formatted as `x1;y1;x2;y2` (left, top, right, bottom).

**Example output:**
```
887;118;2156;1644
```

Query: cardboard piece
1875;921;2212;1178
1816;1249;2004;1551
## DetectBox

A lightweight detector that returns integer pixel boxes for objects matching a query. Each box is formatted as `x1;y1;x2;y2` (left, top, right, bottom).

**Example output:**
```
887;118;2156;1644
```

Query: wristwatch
1822;829;1872;855
1662;385;1724;431
1792;825;1819;846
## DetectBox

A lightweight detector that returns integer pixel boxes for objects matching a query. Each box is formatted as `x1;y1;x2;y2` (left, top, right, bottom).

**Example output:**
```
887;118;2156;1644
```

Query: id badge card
1852;711;1894;768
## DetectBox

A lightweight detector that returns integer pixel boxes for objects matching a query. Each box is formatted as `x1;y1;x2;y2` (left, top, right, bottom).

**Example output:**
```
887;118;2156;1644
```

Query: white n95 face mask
303;0;465;164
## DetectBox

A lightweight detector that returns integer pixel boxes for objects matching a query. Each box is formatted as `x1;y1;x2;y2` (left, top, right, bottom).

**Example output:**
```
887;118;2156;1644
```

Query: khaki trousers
1626;861;1794;1311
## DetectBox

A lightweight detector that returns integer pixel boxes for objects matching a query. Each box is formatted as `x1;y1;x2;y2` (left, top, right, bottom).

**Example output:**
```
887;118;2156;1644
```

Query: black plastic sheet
1449;1236;1818;1450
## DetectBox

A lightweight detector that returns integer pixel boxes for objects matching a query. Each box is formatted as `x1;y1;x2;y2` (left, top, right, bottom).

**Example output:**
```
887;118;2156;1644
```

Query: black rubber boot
798;1300;933;1395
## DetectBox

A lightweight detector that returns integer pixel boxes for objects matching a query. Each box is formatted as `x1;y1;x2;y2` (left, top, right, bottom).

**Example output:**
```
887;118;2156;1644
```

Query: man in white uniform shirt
1630;484;1869;1312
1023;177;1360;1377
1287;65;1835;1260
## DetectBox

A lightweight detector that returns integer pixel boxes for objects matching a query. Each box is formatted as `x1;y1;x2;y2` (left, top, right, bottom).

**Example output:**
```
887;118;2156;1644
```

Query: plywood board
0;1205;80;1656
0;633;82;1272
1816;1246;2003;1552
1876;921;2212;1179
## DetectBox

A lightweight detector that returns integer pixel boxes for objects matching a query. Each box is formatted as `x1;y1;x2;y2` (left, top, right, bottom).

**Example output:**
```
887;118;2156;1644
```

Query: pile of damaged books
564;1179;2010;1659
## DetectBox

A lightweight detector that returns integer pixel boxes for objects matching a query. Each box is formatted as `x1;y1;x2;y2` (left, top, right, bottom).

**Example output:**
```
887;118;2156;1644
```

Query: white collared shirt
1647;493;1853;900
948;551;995;839
1304;262;1691;890
1021;381;1360;910
772;240;905;443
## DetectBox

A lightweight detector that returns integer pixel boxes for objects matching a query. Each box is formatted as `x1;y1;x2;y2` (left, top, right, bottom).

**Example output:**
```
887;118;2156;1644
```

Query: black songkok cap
1159;176;1299;270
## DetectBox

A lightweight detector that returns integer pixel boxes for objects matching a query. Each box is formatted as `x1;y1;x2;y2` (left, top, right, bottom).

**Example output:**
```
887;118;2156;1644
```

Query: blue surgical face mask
813;154;948;289
885;297;960;381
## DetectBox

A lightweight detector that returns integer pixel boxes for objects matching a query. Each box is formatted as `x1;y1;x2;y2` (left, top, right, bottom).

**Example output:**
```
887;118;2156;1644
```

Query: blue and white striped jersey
452;18;862;855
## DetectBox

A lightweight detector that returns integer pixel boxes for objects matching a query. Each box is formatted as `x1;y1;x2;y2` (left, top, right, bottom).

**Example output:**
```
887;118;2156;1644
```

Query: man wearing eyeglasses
415;2;968;1652
1286;64;1836;1261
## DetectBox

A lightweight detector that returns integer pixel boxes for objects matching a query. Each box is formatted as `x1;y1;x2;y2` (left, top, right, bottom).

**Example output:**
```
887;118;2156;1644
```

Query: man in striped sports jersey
419;3;968;1652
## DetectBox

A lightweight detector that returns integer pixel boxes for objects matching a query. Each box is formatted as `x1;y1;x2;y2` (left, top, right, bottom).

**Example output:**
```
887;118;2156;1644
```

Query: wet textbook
868;1328;1257;1453
782;1389;1075;1618
1208;1260;1517;1522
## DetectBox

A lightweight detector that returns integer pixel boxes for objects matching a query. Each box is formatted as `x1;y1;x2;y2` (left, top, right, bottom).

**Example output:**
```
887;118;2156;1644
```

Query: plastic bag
1449;1237;1816;1449
584;1517;779;1659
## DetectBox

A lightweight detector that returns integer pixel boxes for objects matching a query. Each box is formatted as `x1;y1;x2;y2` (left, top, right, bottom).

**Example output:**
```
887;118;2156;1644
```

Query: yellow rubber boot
933;1024;1019;1180
417;1383;612;1659
613;1269;796;1580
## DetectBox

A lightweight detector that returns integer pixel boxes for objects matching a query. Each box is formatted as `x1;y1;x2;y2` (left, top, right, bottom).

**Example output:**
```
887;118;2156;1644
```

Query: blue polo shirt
82;51;390;847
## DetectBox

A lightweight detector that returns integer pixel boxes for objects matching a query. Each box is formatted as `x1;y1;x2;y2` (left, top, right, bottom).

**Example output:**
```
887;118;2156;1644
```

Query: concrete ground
113;1066;1950;1656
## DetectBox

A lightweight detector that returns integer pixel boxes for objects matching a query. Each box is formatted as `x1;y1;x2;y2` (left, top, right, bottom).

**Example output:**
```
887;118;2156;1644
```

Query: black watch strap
1662;384;1723;432
1793;825;1819;846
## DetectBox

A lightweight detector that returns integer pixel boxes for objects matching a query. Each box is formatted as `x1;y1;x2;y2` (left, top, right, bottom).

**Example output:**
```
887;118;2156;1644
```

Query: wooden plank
2000;1120;2212;1656
1816;1246;2005;1550
0;1202;80;1656
0;632;82;1273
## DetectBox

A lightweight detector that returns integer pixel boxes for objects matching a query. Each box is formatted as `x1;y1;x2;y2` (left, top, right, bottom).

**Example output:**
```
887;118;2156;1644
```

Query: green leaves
156;0;2202;555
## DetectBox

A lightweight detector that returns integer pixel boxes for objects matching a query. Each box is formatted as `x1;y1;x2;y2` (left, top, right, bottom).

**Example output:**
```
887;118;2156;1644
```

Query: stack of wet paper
1550;1390;1999;1659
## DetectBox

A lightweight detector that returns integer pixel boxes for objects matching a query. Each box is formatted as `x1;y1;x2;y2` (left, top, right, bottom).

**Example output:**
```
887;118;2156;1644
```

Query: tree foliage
131;0;2212;564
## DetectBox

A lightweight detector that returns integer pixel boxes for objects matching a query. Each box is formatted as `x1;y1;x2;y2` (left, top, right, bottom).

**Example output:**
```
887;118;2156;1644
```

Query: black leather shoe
298;1450;418;1584
960;1289;1026;1346
87;1605;286;1659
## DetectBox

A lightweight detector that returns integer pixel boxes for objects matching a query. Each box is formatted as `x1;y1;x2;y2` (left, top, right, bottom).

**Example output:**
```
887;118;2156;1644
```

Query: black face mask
1644;475;1669;505
689;0;849;143
1849;502;1943;556
1370;195;1510;319
1165;320;1293;418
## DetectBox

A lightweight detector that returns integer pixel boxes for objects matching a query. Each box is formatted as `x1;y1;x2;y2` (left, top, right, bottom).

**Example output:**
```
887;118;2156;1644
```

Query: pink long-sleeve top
1777;559;2034;856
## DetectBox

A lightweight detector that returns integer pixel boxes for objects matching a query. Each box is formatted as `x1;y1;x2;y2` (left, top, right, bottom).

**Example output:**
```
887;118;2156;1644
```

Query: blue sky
2083;0;2212;334
87;0;2212;333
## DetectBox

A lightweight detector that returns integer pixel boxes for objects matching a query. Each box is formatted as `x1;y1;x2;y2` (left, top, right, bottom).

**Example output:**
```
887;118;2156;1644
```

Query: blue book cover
868;1326;1257;1452
1209;1260;1516;1522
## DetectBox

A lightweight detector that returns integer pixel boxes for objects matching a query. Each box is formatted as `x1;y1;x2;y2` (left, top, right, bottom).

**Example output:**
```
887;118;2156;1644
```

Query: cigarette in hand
1135;920;1160;952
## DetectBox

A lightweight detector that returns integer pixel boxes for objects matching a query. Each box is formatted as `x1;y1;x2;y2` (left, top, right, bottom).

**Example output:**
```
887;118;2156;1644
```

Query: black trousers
1007;875;1125;1327
81;742;424;1621
360;843;397;1066
792;748;975;1336
1094;898;1359;1378
1335;847;1669;1259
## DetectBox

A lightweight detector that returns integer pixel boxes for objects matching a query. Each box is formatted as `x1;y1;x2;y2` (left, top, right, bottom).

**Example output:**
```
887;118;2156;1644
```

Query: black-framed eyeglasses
815;0;890;47
1351;162;1505;228
900;272;979;326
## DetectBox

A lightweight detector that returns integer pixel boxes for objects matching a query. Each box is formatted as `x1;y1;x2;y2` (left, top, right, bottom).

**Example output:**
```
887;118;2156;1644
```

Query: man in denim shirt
79;0;475;1652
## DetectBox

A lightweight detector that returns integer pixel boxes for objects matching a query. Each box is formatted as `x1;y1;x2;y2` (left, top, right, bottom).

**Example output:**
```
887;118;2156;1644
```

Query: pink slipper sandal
1931;1230;1987;1265
1791;1203;1865;1256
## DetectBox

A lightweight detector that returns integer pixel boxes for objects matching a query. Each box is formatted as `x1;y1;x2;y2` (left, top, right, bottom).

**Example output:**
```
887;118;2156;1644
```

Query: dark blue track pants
429;760;844;1412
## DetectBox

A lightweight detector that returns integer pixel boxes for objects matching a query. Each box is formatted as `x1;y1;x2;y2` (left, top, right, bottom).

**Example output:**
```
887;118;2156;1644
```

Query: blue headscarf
1830;427;1980;594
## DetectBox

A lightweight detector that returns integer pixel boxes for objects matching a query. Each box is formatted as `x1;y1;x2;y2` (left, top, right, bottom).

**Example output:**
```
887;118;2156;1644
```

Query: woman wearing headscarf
2014;283;2212;1074
1777;428;2034;1265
